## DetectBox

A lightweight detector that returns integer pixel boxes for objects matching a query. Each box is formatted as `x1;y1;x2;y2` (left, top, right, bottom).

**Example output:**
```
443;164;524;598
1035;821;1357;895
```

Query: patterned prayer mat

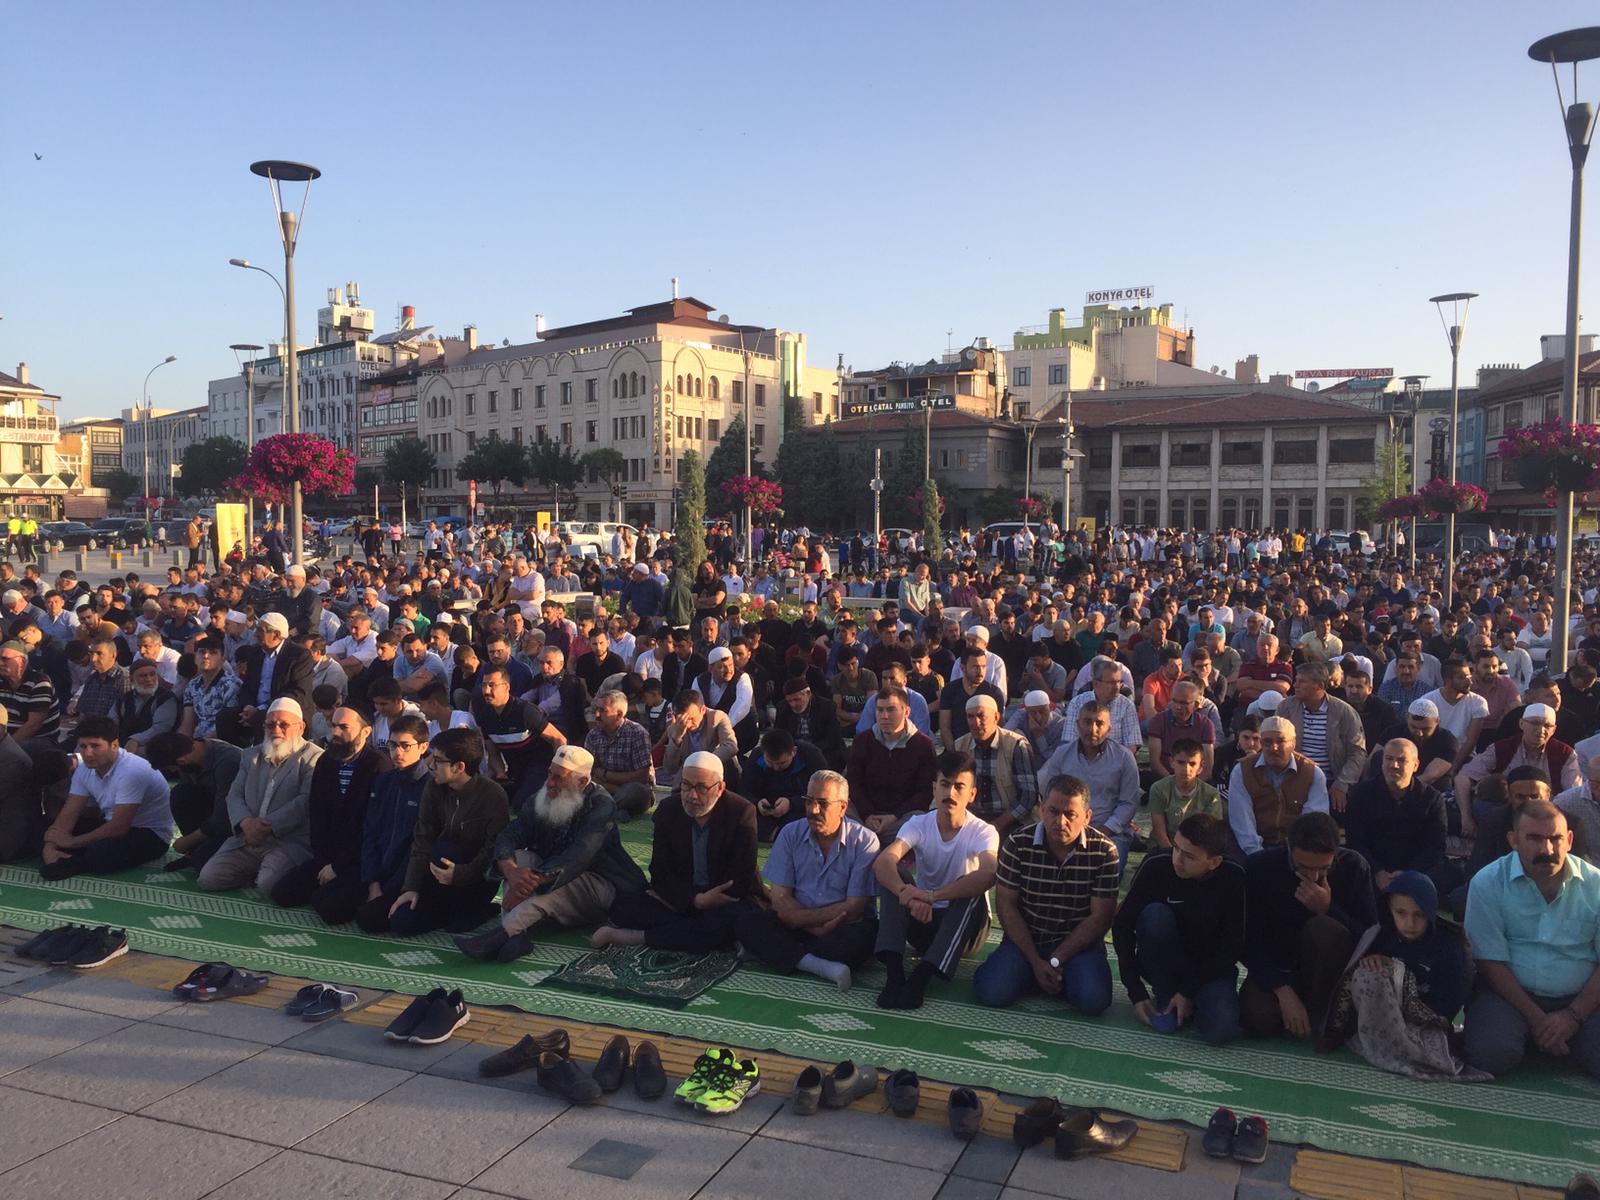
543;945;740;1006
0;826;1590;1187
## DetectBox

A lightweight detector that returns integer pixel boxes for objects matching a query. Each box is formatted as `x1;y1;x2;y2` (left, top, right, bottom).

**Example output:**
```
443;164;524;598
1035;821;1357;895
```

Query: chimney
535;314;546;336
15;362;27;386
401;305;416;330
464;325;478;352
671;276;680;300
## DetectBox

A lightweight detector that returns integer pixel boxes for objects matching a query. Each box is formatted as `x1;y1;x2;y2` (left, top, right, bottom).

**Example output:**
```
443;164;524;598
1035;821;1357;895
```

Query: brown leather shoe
478;1028;572;1078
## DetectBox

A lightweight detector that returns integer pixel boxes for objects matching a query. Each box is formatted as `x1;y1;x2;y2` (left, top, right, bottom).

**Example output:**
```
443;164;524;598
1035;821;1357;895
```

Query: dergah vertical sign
1085;286;1155;304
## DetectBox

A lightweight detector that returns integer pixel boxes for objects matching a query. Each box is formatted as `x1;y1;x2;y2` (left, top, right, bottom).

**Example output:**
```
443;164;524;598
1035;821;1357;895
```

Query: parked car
39;521;104;550
1327;529;1377;555
555;521;638;554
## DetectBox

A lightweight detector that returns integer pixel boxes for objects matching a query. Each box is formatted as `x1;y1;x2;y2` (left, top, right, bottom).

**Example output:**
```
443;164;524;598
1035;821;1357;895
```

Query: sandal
197;969;269;1002
285;983;327;1016
174;962;233;1001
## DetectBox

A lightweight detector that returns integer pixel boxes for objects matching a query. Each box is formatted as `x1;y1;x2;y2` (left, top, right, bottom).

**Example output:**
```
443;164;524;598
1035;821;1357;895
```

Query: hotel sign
1085;286;1154;304
843;393;956;419
1294;367;1395;380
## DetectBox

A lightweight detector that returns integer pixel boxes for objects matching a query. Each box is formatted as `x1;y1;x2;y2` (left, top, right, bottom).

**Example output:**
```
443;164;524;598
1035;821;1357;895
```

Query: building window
512;388;522;411
465;393;476;416
708;418;720;441
1088;445;1112;469
1013;402;1030;420
1170;498;1187;528
561;382;573;405
1121;443;1159;468
813;391;823;414
1296;497;1314;530
1047;364;1068;386
1221;441;1262;465
586;378;598;402
1243;496;1261;528
710;377;720;401
1275;440;1317;465
1327;497;1346;528
488;390;498;413
1274;497;1291;528
732;380;744;407
1191;498;1209;529
1170;442;1209;467
694;417;704;440
1328;438;1375;464
535;385;546;408
1122;498;1138;526
560;422;572;443
754;383;766;408
466;431;478;450
1012;367;1032;388
1141;497;1157;525
586;420;598;442
535;425;547;442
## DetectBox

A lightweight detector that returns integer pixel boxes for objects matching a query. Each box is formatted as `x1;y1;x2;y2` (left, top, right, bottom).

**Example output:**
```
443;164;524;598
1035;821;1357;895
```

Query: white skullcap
683;750;725;779
1523;702;1557;724
258;613;289;636
285;564;307;578
434;611;453;625
225;609;248;624
1259;715;1295;737
265;697;303;719
552;744;595;774
1024;689;1052;708
1408;698;1439;720
968;625;990;644
965;693;1000;714
1247;691;1285;715
707;646;733;664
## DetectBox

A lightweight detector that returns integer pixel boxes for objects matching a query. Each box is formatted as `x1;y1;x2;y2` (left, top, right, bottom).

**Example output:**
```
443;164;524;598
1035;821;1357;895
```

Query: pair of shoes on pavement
479;1027;571;1078
384;987;469;1045
1012;1098;1139;1159
15;924;128;969
171;962;269;1002
453;924;532;963
590;1033;668;1100
284;983;359;1022
791;1059;878;1114
1203;1107;1268;1165
675;1046;761;1115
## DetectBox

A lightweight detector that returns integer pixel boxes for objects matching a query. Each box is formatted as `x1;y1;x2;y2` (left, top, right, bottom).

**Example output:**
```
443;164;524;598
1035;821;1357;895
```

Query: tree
922;477;945;558
705;414;768;514
99;468;141;505
176;436;247;497
667;450;706;627
582;448;627;520
383;437;436;523
774;421;870;531
526;439;586;521
883;419;930;526
455;432;528;509
1359;440;1412;530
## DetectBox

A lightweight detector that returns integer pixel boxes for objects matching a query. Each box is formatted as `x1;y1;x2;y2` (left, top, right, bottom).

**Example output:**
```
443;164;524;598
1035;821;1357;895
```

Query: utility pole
871;448;883;545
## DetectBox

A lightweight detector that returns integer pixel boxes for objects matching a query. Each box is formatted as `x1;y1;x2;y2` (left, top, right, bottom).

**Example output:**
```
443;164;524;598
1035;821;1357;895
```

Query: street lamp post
737;328;753;568
1400;375;1427;572
1529;27;1600;671
1019;419;1040;534
247;159;321;568
140;355;178;533
1428;293;1477;611
1057;387;1075;536
230;344;263;550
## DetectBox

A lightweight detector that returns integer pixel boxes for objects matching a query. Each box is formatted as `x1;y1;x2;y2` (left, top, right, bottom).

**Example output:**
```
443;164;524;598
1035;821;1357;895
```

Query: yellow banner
214;503;248;561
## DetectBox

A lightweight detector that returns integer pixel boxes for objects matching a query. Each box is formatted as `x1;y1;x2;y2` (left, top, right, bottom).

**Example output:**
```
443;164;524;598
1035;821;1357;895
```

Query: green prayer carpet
0;822;1590;1187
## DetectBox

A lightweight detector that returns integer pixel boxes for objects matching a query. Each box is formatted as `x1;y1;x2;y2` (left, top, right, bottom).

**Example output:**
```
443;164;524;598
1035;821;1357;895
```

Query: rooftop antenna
946;329;954;353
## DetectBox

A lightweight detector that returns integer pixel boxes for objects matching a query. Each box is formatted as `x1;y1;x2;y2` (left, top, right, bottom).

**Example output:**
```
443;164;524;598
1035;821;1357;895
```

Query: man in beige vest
956;694;1038;836
1226;715;1330;857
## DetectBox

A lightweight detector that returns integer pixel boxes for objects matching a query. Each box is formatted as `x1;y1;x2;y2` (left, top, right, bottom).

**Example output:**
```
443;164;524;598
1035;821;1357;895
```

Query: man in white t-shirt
1423;657;1490;769
870;748;1000;1009
41;715;173;881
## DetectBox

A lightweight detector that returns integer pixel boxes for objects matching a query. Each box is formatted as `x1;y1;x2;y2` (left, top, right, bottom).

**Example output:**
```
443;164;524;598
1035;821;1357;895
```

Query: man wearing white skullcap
1454;700;1581;837
456;738;648;963
198;696;324;894
591;749;763;954
1226;714;1331;857
1004;688;1068;761
962;623;1008;696
222;608;315;744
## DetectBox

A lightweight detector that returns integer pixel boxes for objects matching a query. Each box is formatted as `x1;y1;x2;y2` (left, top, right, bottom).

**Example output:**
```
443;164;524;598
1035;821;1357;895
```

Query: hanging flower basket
1499;420;1600;493
227;433;356;506
1418;477;1488;516
1378;493;1425;521
720;475;784;516
1016;496;1045;520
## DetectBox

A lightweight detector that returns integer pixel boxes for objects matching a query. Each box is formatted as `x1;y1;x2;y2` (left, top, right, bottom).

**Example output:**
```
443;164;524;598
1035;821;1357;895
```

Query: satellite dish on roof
962;346;977;363
1307;382;1320;392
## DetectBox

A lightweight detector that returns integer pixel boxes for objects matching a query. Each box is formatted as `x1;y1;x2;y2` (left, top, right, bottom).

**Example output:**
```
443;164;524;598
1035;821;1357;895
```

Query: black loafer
1232;1115;1269;1165
633;1040;667;1100
885;1068;920;1118
1202;1107;1237;1158
537;1051;601;1104
820;1060;877;1109
454;926;509;961
947;1087;983;1141
1012;1097;1064;1148
479;1029;572;1078
385;987;446;1041
592;1034;630;1092
1054;1108;1138;1159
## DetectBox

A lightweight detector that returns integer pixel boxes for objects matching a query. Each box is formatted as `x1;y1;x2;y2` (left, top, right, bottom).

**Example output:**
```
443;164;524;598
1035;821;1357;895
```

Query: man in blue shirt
1464;798;1600;1078
733;768;879;990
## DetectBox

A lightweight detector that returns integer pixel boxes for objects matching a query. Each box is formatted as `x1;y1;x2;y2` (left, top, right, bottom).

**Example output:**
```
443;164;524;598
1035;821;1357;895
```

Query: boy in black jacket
355;715;431;933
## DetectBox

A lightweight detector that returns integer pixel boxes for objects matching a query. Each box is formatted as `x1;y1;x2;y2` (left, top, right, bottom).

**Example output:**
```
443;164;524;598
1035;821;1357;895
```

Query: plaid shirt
183;669;241;739
970;731;1039;822
76;666;128;721
995;822;1121;954
584;718;654;780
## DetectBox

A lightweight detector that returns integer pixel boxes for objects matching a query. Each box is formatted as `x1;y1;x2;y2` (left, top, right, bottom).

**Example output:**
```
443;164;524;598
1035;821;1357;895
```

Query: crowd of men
0;515;1596;1085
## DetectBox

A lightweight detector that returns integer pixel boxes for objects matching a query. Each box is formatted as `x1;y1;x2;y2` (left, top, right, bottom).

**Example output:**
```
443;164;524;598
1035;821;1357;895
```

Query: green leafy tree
1358;440;1412;529
922;477;945;558
455;432;529;510
583;447;628;520
526;439;586;521
667;450;706;626
883;420;930;526
383;437;436;522
98;467;142;505
704;415;769;515
974;485;1025;525
175;436;247;497
774;422;869;530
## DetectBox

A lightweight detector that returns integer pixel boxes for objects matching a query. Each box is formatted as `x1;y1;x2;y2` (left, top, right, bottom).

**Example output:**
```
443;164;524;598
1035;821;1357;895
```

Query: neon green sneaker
674;1046;734;1105
695;1055;761;1115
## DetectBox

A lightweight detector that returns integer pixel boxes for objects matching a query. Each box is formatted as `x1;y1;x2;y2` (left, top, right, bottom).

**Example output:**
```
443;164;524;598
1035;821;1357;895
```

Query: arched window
611;379;618;399
695;377;703;397
1328;497;1347;529
630;372;639;397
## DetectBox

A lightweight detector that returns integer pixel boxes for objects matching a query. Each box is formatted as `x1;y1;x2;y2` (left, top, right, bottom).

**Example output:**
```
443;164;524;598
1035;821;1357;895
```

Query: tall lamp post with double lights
1529;27;1600;670
246;159;320;567
140;355;178;533
229;343;264;543
1399;375;1427;570
1428;292;1476;611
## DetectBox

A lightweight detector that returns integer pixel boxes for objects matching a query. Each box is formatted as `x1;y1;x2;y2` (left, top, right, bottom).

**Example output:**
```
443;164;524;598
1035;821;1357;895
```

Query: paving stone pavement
0;969;1315;1200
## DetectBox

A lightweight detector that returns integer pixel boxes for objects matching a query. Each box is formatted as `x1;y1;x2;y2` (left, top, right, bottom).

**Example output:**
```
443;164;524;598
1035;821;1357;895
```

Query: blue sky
3;0;1598;421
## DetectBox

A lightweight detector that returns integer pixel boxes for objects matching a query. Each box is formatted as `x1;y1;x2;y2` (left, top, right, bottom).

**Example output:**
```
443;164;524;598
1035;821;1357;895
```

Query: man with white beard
197;697;323;893
455;744;648;963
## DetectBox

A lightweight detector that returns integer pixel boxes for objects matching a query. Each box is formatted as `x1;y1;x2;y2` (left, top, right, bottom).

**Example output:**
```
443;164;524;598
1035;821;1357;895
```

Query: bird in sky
33;153;42;160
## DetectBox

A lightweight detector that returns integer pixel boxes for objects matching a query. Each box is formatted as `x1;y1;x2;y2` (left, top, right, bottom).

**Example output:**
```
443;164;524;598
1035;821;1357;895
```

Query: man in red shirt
1140;647;1185;721
1234;634;1293;713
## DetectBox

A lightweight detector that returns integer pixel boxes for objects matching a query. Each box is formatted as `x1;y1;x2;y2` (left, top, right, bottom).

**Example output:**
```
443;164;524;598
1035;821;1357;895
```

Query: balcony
0;414;57;443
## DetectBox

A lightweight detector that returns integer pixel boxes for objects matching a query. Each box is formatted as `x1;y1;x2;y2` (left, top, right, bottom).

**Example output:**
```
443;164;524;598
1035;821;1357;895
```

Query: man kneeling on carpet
732;768;880;990
39;715;173;881
455;743;647;962
590;750;763;953
871;749;998;1010
196;698;322;894
353;714;431;933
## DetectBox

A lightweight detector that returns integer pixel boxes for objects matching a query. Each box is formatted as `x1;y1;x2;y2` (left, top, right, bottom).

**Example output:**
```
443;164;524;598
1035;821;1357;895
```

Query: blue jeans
1132;902;1242;1045
972;936;1112;1015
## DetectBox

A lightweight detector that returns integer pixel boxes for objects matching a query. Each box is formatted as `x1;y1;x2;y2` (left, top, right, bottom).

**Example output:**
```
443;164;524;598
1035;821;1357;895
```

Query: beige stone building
0;363;73;519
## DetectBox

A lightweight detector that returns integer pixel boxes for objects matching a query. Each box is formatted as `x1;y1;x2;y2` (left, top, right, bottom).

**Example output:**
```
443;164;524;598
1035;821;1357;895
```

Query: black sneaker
1202;1107;1237;1158
64;927;128;969
14;925;71;959
408;988;469;1045
49;925;108;966
1232;1115;1269;1165
385;987;445;1041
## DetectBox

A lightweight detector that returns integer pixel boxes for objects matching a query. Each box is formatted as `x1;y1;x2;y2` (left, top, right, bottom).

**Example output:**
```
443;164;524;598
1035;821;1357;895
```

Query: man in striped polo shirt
0;639;59;744
972;773;1119;1015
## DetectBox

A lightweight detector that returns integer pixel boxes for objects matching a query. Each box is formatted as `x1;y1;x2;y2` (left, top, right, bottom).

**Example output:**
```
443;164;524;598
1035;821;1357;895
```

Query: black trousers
1239;914;1354;1038
608;890;754;954
39;810;168;881
269;860;369;926
355;885;404;934
733;907;878;972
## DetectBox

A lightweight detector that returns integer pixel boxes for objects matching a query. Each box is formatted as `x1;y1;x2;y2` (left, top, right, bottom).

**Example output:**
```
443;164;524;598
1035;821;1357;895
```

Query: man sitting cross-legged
732;768;880;991
591;751;763;953
39;715;173;881
144;732;242;873
268;706;391;925
972;773;1118;1015
197;697;322;894
455;744;647;962
872;749;999;1010
1111;813;1245;1044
